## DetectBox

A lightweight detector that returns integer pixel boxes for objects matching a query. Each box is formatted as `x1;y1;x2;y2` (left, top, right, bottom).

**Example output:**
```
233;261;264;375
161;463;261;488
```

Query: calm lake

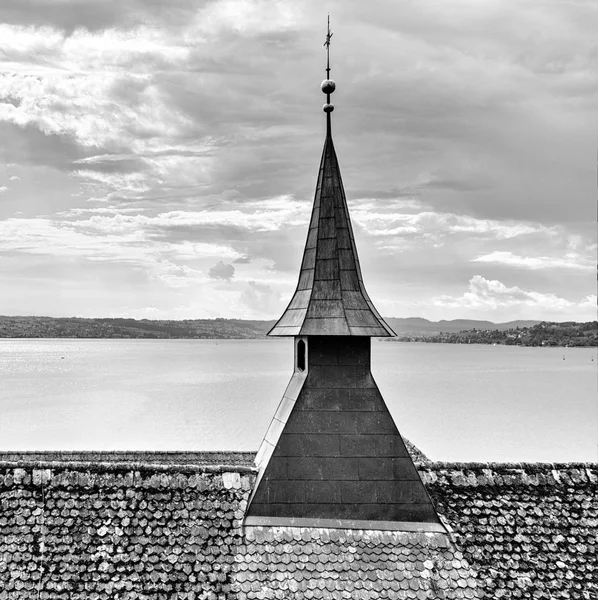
0;339;595;463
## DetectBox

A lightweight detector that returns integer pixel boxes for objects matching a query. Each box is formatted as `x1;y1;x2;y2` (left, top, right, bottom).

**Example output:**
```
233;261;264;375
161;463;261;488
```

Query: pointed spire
268;21;395;338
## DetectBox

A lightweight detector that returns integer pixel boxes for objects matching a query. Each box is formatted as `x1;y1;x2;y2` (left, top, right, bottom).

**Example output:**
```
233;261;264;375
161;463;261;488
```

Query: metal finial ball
323;103;335;113
321;79;336;95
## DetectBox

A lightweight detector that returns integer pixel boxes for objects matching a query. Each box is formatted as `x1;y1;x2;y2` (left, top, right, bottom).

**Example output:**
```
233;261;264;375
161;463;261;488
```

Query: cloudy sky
0;0;596;322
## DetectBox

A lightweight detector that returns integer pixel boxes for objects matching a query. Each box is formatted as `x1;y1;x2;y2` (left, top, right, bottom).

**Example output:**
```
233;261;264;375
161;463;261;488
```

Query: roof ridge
424;461;597;470
0;460;256;473
329;134;352;335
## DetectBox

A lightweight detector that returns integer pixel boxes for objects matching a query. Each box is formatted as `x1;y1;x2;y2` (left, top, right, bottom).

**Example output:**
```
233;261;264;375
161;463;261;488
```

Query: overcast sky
0;0;596;322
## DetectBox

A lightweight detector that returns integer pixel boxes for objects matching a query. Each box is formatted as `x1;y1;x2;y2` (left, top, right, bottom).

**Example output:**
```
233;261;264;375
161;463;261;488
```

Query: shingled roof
1;457;595;598
233;526;480;597
268;115;395;337
422;462;598;599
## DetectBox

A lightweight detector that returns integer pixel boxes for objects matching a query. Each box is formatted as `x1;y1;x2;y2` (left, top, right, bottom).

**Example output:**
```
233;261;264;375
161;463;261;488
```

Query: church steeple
246;22;443;531
268;18;395;338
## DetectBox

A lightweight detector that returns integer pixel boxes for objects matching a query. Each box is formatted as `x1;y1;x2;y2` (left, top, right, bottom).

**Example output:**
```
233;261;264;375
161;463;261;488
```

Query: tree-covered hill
391;321;597;347
0;316;595;346
0;316;275;339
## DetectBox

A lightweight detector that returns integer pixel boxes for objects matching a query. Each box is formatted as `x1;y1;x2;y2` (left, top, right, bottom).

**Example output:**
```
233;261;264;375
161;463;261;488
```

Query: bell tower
245;20;444;531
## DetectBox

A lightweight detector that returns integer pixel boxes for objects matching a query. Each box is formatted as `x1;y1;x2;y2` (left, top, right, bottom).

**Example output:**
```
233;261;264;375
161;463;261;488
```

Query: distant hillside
0;316;588;342
0;316;275;339
385;318;541;335
390;320;597;347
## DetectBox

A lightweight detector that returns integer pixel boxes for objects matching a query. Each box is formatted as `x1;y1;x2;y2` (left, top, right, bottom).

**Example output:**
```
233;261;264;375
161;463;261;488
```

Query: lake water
0;339;595;463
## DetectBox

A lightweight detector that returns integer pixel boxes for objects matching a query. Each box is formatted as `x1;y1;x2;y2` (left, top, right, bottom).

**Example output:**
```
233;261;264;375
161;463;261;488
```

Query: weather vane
324;15;333;79
321;15;336;116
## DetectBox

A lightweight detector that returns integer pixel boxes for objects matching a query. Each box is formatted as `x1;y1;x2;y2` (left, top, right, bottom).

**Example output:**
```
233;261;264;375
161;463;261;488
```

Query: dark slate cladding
247;337;441;525
268;128;395;337
422;463;598;600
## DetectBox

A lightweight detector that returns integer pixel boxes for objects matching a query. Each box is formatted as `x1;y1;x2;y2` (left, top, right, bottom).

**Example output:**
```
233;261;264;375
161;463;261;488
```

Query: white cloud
0;23;189;72
433;275;596;320
66;199;307;234
73;170;153;193
189;0;300;36
63;206;146;216
355;198;425;212
473;251;594;271
352;209;550;241
0;217;239;287
0;44;192;155
0;186;8;193
241;280;282;315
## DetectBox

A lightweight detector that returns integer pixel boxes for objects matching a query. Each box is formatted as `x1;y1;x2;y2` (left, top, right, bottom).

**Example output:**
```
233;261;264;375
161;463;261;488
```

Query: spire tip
322;16;335;115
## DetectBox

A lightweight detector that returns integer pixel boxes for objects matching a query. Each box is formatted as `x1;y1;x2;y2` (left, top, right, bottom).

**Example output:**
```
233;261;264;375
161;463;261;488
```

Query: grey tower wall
246;337;442;526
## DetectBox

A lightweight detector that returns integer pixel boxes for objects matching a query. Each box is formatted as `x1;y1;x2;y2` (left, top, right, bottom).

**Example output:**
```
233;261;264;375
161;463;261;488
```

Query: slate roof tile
423;463;598;599
232;526;480;598
1;459;596;598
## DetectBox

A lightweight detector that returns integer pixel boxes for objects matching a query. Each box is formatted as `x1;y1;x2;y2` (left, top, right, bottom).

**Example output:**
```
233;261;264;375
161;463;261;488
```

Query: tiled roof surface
405;439;430;464
0;463;253;598
0;461;473;598
233;526;480;598
1;460;595;598
422;463;598;599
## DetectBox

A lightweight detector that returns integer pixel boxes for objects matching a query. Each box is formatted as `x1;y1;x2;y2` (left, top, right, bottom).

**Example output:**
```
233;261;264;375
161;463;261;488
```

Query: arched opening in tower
296;339;306;372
